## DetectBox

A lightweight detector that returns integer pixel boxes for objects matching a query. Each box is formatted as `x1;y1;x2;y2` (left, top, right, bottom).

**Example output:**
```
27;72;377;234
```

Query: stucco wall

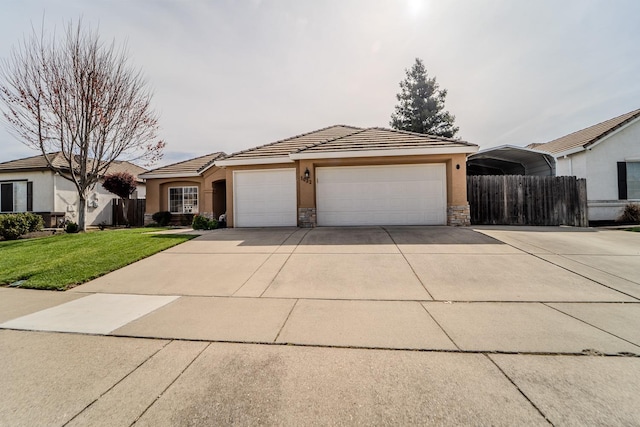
54;176;122;225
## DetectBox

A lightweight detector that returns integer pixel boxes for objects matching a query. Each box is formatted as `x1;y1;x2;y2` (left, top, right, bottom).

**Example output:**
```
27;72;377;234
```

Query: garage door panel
317;164;446;226
234;169;297;227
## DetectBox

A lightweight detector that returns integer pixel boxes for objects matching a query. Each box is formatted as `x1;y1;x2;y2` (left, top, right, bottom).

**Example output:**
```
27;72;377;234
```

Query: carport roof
140;152;225;178
467;145;555;176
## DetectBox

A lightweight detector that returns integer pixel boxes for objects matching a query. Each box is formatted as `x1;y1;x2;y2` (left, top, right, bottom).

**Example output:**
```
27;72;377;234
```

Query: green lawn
0;228;196;290
626;226;640;232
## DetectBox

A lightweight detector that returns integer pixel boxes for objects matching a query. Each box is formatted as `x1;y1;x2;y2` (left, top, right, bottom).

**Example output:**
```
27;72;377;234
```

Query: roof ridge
225;125;363;158
292;127;367;154
537;108;640;148
197;152;227;173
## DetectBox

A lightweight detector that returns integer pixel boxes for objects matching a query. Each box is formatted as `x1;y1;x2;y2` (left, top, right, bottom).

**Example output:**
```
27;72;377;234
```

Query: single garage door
316;164;446;226
234;169;297;227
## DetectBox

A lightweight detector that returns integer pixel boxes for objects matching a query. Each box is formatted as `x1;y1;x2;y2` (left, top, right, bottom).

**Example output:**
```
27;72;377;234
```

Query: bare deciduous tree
0;18;164;230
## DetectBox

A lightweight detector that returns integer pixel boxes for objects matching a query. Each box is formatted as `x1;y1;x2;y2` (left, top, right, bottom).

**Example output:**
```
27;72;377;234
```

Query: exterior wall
54;176;117;226
224;153;471;227
144;166;226;224
0;170;54;212
555;120;640;221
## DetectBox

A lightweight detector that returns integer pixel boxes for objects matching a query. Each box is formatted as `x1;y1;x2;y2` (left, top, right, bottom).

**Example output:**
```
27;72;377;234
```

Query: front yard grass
0;228;196;290
626;226;640;232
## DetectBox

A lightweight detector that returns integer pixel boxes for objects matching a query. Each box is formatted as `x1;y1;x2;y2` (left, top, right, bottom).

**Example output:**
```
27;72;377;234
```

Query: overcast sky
1;0;639;166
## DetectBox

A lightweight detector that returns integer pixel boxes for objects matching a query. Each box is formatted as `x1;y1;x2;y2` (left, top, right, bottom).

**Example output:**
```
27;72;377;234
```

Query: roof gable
141;152;225;178
529;108;640;155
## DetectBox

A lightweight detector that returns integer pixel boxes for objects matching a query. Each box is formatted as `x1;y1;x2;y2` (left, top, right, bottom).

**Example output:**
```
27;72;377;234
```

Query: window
0;181;30;213
627;162;640;199
169;187;198;213
618;162;640;200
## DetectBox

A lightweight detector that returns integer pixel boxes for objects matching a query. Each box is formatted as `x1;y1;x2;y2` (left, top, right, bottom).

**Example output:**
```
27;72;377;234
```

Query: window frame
168;186;199;214
0;180;31;213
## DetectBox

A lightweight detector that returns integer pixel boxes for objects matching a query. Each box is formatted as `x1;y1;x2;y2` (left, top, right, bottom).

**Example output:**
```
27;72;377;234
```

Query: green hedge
0;213;44;240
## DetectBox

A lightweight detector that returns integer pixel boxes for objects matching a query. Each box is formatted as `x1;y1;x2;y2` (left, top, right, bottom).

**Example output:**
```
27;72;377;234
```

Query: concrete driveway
1;226;640;425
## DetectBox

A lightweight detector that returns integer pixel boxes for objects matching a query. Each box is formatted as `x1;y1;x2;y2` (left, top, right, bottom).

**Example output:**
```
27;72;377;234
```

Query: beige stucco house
143;125;478;227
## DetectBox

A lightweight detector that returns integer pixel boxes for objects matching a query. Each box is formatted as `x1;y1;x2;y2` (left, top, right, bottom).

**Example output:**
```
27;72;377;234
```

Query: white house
528;108;640;221
0;152;147;226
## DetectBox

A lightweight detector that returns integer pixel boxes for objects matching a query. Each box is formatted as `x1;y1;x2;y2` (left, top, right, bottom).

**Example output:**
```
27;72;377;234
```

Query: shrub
65;221;80;233
618;203;640;223
152;211;171;226
192;214;218;230
24;213;44;233
0;213;29;240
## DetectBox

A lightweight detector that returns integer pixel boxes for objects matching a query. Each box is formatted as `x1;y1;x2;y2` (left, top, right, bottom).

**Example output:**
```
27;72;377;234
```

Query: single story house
527;108;640;221
143;125;478;227
140;152;227;224
0;152;147;226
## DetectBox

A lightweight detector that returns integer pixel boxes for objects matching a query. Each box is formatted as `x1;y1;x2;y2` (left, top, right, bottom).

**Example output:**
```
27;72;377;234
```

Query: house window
0;181;29;213
169;187;198;213
627;162;640;199
618;162;640;200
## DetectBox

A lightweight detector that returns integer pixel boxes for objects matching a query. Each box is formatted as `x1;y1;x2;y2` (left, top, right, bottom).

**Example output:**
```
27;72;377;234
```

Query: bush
152;211;172;226
24;213;44;233
618;203;640;223
192;214;218;230
0;214;29;240
65;221;80;233
0;213;44;240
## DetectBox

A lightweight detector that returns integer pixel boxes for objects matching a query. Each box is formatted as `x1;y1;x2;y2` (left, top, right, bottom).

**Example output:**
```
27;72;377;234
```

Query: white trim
625;157;640;162
290;146;478;160
140;173;201;179
215;156;293;166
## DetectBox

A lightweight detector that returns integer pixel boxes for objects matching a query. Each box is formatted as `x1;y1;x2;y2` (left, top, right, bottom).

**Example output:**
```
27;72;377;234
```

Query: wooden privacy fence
112;199;146;227
467;175;588;227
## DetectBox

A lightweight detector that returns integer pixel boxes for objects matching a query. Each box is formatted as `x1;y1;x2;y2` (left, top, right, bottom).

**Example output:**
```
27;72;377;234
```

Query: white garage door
234;169;297;227
317;164;447;226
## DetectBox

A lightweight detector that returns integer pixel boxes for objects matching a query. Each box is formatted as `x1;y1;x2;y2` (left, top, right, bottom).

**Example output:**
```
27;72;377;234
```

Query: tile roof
141;152;225;177
223;125;362;160
0;151;148;179
529;108;640;155
294;127;476;154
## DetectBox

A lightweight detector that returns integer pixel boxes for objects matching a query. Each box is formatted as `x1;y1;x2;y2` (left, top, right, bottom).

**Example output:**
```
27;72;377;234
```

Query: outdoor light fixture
301;167;312;184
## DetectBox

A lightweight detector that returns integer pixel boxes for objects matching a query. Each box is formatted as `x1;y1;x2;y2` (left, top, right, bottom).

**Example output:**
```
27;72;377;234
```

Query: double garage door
233;164;446;227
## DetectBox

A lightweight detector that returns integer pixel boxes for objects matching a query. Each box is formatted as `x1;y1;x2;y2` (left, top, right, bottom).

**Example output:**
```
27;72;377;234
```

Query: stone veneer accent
143;213;154;226
298;207;317;228
447;204;471;226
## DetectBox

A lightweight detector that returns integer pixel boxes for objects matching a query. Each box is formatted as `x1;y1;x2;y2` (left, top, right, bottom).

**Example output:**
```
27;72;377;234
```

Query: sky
0;0;639;167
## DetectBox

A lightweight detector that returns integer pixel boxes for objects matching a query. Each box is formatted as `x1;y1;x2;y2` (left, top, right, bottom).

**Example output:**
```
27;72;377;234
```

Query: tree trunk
78;197;87;231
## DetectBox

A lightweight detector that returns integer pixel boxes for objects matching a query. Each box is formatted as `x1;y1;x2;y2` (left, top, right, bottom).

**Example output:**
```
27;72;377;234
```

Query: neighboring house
140;152;227;224
527;108;640;221
151;125;478;227
0;152;147;226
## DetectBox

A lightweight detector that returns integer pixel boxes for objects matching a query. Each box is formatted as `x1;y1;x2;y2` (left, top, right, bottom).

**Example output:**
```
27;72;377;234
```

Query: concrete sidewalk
1;226;640;425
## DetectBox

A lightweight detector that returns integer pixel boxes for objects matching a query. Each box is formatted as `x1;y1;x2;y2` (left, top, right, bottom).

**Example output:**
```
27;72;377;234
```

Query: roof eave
290;146;479;160
138;172;202;179
214;156;294;167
